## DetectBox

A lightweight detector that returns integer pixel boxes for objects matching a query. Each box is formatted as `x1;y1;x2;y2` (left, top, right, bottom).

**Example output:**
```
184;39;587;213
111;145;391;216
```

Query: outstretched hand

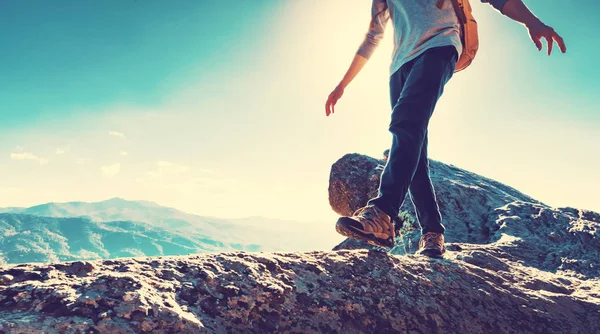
527;20;566;55
325;85;345;116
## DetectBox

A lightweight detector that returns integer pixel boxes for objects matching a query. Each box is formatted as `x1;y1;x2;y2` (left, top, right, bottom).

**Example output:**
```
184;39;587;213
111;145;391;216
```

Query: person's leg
333;64;408;249
367;60;407;225
367;46;458;222
407;129;445;234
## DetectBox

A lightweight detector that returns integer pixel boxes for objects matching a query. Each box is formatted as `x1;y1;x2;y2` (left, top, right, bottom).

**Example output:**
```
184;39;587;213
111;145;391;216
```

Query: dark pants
367;45;458;235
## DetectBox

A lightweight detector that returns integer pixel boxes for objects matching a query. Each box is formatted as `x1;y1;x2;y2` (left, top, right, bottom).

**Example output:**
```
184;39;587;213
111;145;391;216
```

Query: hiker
325;0;566;257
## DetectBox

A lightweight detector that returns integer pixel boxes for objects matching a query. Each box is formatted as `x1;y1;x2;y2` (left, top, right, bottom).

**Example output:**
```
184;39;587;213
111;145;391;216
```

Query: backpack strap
449;0;468;24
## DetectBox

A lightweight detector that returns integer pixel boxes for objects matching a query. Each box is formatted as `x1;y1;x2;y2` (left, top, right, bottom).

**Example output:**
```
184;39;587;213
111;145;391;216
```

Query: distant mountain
0;213;260;265
5;198;333;245
0;207;23;214
7;197;231;230
2;198;253;250
0;198;336;264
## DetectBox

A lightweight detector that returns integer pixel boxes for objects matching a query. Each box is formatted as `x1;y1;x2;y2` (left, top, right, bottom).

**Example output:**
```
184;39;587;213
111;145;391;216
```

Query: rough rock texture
328;153;541;219
328;154;384;219
0;153;598;333
1;250;599;333
329;153;542;231
330;153;600;279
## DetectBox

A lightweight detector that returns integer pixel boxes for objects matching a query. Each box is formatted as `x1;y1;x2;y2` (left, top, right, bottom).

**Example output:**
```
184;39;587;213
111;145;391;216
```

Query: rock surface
1;250;599;333
328;153;542;220
330;153;600;279
0;153;598;333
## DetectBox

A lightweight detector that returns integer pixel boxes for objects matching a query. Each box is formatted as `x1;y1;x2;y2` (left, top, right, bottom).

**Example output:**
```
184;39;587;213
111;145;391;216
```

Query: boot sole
336;217;395;249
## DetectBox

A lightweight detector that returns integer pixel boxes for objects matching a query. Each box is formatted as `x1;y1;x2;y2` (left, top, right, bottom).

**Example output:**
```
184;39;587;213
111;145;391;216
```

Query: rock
328;153;383;218
0;274;13;285
329;153;600;278
0;251;598;333
53;261;95;276
329;153;542;234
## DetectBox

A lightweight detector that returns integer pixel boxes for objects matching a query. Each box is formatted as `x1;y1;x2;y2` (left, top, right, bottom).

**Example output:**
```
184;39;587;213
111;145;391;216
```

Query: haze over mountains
0;198;335;265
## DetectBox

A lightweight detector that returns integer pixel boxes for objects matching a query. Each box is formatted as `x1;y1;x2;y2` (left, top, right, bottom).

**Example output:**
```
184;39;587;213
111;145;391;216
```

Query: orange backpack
437;0;479;72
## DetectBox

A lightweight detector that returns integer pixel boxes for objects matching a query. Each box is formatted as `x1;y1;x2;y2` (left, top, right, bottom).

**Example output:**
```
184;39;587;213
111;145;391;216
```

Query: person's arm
484;0;566;55
325;0;390;116
344;0;390;88
338;54;369;92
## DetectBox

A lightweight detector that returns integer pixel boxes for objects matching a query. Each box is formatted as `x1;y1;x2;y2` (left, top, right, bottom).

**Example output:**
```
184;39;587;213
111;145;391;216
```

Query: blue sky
0;0;598;226
0;0;276;129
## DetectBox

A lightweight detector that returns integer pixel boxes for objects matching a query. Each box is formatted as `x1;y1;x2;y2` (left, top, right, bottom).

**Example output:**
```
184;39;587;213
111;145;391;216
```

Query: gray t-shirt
357;0;508;77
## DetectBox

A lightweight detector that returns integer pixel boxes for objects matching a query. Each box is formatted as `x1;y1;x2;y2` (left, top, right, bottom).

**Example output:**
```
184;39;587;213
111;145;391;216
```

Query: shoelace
353;205;402;249
421;233;443;248
352;205;370;217
353;205;391;234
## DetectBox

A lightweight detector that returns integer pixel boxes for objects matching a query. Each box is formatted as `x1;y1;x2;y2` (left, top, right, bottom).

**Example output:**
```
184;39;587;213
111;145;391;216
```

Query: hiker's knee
389;118;428;134
388;119;427;143
391;96;437;125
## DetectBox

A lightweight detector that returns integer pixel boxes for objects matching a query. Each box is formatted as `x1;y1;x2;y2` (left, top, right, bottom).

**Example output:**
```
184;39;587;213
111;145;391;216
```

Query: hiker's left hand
526;20;566;55
325;84;345;116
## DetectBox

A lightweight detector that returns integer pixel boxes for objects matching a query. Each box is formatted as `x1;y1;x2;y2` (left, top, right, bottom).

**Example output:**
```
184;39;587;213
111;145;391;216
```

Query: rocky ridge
330;153;600;279
0;153;598;333
0;249;599;333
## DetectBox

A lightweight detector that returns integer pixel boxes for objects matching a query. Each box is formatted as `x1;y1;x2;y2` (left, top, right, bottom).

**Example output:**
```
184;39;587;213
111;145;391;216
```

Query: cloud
10;152;48;165
145;161;190;178
56;145;70;155
120;151;129;156
75;158;88;165
108;131;126;138
101;163;121;177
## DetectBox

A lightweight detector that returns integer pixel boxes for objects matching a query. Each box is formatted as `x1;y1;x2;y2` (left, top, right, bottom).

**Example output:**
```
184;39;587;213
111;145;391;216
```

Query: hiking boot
417;232;446;258
335;205;396;248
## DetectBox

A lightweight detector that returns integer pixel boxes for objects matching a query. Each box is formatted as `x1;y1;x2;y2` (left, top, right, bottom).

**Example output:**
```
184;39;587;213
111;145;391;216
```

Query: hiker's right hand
325;84;345;116
526;20;566;55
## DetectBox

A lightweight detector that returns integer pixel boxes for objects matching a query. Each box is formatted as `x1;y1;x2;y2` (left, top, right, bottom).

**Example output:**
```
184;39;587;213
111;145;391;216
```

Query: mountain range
0;198;334;265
